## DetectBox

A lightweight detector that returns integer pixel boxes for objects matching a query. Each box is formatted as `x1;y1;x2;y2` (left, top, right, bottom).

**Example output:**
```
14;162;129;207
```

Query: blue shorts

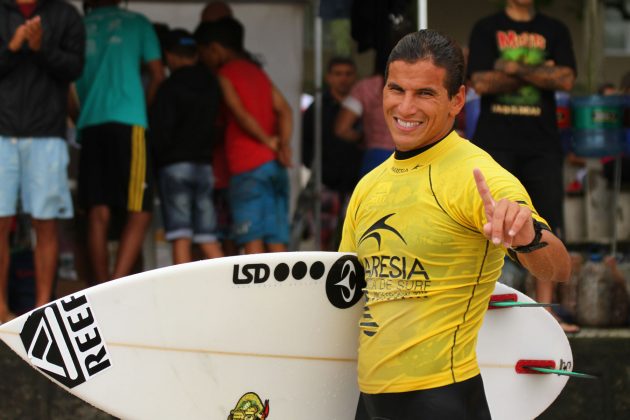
157;162;218;243
0;137;73;219
229;160;289;245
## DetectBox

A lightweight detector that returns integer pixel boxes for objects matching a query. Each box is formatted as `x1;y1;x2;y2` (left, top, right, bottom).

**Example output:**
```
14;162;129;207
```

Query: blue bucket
571;95;625;157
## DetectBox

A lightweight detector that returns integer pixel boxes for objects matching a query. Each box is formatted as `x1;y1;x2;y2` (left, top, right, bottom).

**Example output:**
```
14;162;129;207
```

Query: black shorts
355;375;492;420
487;150;563;236
78;123;154;212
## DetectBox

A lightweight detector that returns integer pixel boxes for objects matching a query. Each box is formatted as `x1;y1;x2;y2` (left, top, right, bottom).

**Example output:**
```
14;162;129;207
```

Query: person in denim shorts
195;18;293;254
0;0;84;323
150;29;223;263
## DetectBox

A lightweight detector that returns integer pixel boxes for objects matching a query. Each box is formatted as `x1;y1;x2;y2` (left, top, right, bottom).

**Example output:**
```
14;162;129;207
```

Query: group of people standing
0;0;291;324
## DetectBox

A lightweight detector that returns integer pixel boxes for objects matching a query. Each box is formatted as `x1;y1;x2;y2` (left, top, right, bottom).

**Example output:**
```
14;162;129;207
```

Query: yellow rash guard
339;131;547;394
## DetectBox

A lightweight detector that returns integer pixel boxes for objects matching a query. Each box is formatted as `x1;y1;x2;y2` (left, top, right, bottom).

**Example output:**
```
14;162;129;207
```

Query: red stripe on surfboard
515;359;556;374
488;293;518;310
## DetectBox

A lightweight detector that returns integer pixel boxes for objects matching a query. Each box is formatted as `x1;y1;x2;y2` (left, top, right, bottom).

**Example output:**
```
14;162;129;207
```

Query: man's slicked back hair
385;29;465;98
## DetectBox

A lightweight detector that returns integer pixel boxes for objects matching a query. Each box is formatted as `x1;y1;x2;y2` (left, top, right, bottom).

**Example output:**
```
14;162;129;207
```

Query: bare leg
535;278;553;304
243;239;265;255
0;217;13;322
88;205;111;283
537;278;579;333
221;239;239;256
172;238;193;264
31;219;58;308
266;243;287;253
199;241;224;259
111;211;151;279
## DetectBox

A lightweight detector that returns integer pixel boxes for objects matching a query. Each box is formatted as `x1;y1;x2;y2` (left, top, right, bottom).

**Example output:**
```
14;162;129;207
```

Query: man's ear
449;85;466;117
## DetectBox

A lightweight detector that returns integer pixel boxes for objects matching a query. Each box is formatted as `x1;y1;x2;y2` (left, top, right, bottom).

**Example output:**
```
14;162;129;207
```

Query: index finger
473;168;495;216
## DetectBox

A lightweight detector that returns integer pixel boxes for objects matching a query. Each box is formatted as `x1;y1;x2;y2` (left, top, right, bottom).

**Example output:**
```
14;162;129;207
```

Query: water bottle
576;253;611;326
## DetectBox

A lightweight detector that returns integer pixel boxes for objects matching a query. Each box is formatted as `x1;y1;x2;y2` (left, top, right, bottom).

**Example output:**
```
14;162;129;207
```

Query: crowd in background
0;0;629;332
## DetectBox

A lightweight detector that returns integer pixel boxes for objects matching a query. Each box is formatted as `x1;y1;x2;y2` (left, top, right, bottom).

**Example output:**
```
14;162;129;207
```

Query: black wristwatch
509;219;549;254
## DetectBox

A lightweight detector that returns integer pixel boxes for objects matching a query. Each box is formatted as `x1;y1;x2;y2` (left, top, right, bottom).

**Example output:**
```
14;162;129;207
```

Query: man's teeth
396;118;420;128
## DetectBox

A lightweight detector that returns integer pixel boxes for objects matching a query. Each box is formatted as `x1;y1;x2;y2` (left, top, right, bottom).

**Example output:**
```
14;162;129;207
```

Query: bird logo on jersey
358;213;406;250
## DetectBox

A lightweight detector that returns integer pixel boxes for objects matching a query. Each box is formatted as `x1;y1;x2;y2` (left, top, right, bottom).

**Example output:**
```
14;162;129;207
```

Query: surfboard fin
515;359;597;379
489;302;558;308
523;366;598;379
488;294;558;309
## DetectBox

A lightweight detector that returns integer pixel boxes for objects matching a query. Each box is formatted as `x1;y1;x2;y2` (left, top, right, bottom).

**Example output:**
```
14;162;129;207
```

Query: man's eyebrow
386;81;403;89
385;82;438;95
414;87;437;94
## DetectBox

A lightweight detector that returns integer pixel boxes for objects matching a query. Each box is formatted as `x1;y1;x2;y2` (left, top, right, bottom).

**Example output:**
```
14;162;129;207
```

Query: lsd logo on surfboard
19;294;112;388
326;255;366;309
231;254;365;309
228;392;269;420
232;260;327;284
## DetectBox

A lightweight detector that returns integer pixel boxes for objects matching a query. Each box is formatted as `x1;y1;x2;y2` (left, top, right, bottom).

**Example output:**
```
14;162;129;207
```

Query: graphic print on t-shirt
493;30;547;116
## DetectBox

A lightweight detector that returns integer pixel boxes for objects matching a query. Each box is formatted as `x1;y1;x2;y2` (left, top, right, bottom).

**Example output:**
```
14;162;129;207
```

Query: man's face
325;63;356;98
383;59;465;151
198;43;221;71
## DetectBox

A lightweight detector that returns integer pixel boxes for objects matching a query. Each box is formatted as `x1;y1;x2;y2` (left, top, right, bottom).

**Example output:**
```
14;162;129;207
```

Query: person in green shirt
75;0;165;283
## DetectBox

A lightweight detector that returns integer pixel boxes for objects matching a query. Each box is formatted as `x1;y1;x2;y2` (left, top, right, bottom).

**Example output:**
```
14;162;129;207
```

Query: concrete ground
1;328;629;419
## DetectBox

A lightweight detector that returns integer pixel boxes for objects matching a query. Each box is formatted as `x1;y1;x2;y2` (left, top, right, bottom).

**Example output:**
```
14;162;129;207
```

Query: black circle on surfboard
292;261;308;279
326;255;365;309
274;263;290;281
310;261;325;279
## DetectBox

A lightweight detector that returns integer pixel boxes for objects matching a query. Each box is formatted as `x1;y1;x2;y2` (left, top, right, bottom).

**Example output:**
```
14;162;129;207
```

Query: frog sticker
228;392;270;420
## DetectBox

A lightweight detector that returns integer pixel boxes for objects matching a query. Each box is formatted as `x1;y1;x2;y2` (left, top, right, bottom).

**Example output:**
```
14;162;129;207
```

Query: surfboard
479;282;572;419
0;252;572;420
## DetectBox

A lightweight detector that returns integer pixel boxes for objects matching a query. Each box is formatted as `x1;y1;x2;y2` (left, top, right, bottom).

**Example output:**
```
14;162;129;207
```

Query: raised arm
473;168;571;283
31;11;86;82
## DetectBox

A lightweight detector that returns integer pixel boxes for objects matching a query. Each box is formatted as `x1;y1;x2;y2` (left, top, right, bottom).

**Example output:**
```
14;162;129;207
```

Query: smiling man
339;30;571;419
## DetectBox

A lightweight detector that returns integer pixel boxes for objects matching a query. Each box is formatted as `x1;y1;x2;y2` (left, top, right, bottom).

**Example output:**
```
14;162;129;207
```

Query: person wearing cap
149;29;224;263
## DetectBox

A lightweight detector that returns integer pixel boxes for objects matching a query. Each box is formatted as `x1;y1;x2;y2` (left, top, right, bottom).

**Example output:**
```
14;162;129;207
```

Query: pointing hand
473;168;535;248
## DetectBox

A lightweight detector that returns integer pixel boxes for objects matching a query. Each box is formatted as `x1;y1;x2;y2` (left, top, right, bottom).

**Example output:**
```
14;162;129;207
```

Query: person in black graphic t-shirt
467;0;577;332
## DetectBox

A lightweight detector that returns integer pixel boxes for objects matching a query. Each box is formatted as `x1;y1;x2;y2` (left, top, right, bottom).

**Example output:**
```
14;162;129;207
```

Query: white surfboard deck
0;252;571;420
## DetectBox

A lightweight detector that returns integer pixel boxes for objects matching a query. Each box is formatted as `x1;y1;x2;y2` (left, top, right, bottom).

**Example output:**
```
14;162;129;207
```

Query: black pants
355;375;492;420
